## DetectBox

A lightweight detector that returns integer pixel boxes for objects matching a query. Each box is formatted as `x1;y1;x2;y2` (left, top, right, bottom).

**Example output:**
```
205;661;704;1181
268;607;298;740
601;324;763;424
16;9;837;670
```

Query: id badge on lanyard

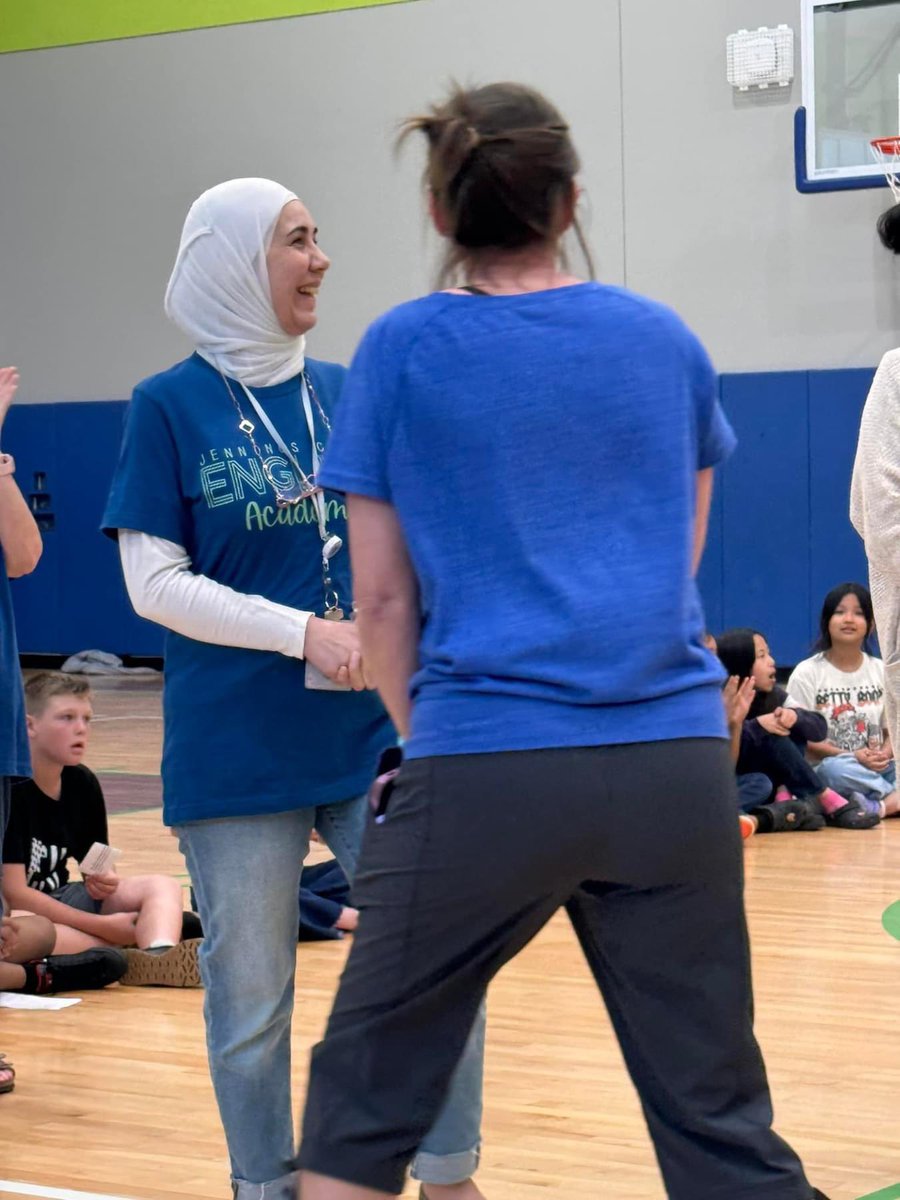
225;370;354;689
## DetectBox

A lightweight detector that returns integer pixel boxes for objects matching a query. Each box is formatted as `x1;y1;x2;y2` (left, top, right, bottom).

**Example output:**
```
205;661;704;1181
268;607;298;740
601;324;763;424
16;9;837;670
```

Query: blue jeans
178;798;484;1199
738;734;822;800
736;773;773;812
815;754;897;802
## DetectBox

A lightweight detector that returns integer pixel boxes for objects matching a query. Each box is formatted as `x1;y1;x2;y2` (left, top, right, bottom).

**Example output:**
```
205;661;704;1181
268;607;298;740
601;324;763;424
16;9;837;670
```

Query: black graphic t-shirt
3;765;109;892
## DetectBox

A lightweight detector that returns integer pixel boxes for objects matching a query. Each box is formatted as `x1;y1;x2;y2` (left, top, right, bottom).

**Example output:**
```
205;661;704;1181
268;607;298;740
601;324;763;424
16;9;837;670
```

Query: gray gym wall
0;0;896;403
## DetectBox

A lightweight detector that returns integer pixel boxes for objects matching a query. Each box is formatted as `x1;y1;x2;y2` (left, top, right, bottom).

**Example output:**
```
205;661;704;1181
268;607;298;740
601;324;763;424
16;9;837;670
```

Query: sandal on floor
0;1053;15;1095
825;797;880;829
790;799;826;831
756;799;825;832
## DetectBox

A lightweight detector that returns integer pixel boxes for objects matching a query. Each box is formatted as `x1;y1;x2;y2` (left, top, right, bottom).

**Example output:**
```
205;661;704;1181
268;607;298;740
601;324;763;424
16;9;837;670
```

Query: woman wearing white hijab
102;180;486;1200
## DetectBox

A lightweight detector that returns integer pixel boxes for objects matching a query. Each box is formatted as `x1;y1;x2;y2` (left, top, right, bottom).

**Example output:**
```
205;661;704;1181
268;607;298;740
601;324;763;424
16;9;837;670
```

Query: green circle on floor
882;900;900;942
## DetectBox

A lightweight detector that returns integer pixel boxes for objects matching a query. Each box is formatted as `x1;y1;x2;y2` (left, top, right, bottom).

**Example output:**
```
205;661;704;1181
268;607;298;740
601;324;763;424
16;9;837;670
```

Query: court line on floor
91;715;162;722
108;806;165;816
0;1183;137;1200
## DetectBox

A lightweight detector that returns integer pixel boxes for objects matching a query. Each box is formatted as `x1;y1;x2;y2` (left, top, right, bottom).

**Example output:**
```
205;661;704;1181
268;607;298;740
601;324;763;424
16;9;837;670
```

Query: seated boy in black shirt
0;909;126;996
1;673;200;988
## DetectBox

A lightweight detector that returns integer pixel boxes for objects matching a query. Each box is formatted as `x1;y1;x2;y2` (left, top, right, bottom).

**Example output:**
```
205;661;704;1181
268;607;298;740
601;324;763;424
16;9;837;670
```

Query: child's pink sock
817;787;848;815
774;786;791;803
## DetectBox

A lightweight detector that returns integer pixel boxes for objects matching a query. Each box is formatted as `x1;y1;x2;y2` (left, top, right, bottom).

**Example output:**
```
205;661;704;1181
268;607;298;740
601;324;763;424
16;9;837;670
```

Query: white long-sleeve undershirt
118;529;312;658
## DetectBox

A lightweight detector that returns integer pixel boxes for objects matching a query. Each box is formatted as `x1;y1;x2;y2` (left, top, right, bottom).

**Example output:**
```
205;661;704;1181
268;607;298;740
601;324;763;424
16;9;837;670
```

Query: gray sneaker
121;939;202;988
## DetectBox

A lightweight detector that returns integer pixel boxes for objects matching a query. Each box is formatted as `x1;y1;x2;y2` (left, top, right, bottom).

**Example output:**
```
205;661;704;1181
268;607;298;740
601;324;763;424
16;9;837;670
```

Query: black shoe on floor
35;947;128;993
753;799;825;832
181;910;203;940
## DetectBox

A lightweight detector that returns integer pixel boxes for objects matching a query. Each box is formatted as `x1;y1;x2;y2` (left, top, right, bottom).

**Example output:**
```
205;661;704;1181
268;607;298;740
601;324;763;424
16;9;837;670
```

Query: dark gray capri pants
51;882;103;914
297;738;813;1200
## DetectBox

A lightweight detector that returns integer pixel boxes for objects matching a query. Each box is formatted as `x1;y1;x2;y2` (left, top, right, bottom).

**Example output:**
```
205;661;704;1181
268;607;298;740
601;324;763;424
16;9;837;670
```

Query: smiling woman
265;203;331;338
98;177;487;1200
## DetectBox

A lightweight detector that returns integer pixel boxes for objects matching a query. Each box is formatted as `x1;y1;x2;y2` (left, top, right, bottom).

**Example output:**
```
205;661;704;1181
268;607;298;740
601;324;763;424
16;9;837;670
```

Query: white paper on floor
0;992;81;1010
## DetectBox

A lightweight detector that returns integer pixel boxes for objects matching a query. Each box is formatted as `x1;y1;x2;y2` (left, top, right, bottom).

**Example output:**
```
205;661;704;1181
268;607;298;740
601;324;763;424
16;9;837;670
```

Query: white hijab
164;178;306;387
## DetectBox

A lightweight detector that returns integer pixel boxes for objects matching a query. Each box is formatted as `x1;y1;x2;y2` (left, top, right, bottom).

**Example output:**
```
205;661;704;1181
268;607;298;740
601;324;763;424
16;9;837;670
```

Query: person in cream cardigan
851;348;900;756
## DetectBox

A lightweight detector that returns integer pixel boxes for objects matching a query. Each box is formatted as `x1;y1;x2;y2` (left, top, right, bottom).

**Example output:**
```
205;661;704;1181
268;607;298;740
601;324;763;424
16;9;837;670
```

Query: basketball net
871;137;900;204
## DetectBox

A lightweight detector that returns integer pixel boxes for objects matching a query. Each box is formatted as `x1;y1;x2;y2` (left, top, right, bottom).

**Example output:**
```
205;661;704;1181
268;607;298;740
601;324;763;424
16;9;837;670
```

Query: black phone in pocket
367;746;403;823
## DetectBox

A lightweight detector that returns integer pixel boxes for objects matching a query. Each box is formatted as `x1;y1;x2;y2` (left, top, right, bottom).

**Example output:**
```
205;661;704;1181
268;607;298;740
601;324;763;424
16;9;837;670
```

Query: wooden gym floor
1;676;899;1200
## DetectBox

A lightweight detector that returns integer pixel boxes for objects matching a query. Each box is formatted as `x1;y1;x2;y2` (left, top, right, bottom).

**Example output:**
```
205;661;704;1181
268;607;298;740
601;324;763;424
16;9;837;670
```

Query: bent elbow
125;573;173;627
128;587;160;623
357;593;417;624
6;536;43;579
2;882;27;908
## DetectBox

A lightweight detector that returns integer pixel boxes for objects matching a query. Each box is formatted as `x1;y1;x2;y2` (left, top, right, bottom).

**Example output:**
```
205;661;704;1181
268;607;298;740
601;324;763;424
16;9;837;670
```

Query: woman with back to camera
295;84;829;1200
851;201;900;762
102;178;487;1200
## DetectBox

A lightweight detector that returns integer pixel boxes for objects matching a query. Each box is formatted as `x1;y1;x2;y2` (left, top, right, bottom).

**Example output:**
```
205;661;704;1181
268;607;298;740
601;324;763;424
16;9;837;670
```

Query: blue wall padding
5;400;164;656
807;369;873;630
695;457;724;636
4;368;876;665
699;368;872;667
721;372;813;663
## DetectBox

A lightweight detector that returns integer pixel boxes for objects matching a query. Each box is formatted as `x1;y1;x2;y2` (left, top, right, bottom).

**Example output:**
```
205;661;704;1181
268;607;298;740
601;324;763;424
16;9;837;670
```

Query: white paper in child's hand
79;842;122;875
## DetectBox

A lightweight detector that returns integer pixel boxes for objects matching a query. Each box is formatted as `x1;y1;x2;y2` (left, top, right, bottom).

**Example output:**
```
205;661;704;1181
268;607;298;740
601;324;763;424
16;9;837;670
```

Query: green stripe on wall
0;0;417;54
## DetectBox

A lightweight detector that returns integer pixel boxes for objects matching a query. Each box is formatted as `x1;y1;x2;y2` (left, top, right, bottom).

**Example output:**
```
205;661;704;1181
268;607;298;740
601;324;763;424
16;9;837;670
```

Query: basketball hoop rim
871;137;900;204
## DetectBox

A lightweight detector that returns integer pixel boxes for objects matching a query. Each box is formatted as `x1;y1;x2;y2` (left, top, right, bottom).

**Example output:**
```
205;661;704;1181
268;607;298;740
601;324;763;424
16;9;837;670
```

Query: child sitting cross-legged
787;583;899;820
1;673;201;987
0;909;126;1000
0;910;127;1094
716;628;880;832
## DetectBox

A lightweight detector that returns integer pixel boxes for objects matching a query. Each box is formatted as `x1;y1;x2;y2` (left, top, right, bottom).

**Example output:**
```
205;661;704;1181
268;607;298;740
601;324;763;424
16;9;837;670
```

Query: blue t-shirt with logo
1;560;30;780
318;283;735;760
102;353;393;825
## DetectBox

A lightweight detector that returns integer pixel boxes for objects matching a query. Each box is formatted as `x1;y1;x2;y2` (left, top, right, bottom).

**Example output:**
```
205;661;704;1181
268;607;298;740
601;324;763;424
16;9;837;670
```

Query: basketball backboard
796;0;900;192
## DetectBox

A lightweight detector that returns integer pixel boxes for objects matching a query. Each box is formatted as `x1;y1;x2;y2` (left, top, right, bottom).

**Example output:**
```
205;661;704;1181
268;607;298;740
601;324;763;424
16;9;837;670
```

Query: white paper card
79;842;122;875
0;992;81;1010
305;661;351;691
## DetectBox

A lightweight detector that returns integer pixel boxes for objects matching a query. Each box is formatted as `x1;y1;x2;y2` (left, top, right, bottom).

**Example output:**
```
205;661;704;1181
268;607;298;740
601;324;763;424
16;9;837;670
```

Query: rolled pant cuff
411;1144;481;1185
232;1170;297;1199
